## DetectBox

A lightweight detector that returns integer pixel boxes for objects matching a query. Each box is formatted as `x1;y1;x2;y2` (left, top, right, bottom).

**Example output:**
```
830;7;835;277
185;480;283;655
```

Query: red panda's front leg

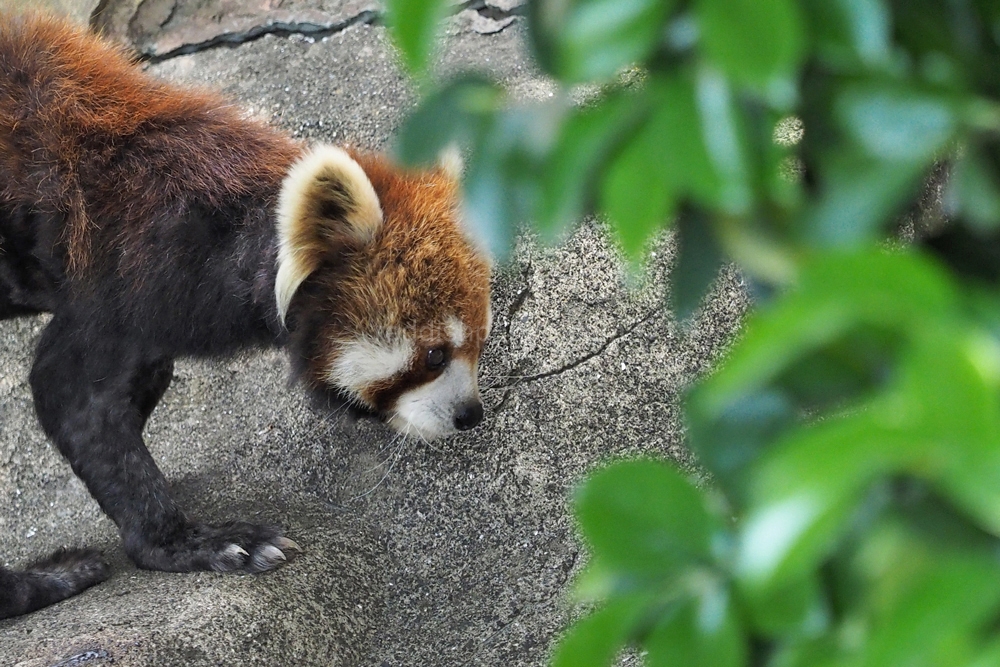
29;313;299;574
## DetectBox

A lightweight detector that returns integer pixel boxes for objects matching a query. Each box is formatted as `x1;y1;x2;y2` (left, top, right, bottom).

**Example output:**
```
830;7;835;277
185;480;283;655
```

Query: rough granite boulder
0;2;748;665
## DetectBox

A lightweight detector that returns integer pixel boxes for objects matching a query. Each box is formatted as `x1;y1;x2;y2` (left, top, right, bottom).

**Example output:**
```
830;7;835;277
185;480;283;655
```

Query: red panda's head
276;145;492;440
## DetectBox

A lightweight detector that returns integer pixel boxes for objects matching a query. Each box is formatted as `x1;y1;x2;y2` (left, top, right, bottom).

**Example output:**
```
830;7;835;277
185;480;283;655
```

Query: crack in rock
140;10;381;62
138;0;523;63
159;0;179;29
460;0;525;19
50;649;112;667
456;0;525;34
504;285;531;341
489;387;513;414
491;308;660;391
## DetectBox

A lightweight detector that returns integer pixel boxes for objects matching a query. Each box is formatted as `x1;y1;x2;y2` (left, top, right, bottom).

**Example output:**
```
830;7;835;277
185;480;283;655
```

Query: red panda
0;13;492;619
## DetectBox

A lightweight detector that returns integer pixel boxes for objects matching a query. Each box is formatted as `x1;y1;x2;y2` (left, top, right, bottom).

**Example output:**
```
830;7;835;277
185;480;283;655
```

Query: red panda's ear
433;145;494;266
275;145;384;324
436;144;464;180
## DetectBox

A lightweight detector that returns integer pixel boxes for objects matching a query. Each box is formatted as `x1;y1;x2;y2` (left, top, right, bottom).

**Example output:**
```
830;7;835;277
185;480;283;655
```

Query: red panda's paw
126;522;302;574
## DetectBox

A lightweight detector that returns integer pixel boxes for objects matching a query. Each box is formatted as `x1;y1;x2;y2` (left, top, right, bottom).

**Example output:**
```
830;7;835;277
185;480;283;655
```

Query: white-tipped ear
434;145;493;265
437;143;464;180
276;145;383;324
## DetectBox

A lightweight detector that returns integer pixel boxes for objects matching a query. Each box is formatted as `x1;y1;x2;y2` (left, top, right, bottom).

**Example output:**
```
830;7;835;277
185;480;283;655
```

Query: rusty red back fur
0;12;302;273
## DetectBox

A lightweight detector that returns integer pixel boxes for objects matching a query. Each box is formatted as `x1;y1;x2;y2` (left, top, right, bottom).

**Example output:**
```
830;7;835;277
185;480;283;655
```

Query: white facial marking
388;358;480;440
328;336;414;395
446;316;466;349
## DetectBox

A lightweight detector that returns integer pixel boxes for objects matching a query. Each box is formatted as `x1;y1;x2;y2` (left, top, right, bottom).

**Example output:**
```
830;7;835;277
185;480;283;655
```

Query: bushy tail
0;548;109;619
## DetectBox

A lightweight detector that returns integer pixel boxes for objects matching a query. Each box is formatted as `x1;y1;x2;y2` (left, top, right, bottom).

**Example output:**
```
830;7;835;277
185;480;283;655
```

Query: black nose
454;401;484;431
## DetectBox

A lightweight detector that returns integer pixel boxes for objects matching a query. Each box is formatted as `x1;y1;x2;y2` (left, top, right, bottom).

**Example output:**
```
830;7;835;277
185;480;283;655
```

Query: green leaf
537;92;650;240
385;0;450;78
394;75;503;167
859;554;1000;667
837;84;957;162
529;0;674;82
836;0;892;64
694;66;753;213
697;250;957;414
695;0;805;95
846;499;1000;616
462;105;559;259
837;0;891;65
736;412;909;590
804;84;958;247
967;636;1000;667
892;0;977;76
599;76;721;258
713;215;799;285
767;637;842;667
600;120;675;257
672;208;726;320
896;482;1000;556
738;571;829;638
551;593;655;667
949;147;1000;231
394;76;539;258
576;460;716;577
772;325;900;412
645;591;746;667
802;0;891;66
896;330;1000;535
734;325;1000;591
687;388;797;507
803;152;927;247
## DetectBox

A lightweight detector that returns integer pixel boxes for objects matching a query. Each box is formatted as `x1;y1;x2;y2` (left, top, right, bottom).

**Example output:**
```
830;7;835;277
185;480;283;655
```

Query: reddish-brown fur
351;152;490;341
0;12;302;274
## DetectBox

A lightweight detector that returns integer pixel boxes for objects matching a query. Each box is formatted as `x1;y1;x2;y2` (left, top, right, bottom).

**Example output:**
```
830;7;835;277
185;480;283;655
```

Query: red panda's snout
277;145;493;440
382;322;487;439
320;316;490;440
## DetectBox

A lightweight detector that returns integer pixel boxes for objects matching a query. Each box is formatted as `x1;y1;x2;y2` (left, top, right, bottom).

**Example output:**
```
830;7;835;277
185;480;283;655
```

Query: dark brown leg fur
0;549;109;619
0;205;61;319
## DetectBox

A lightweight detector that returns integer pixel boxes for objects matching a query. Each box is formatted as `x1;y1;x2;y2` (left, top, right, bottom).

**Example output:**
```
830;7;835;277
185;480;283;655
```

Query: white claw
273;537;302;553
224;544;250;558
256;544;286;568
212;543;252;571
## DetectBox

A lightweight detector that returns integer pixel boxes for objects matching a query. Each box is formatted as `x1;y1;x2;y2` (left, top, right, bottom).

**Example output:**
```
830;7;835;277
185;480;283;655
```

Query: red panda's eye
426;347;447;370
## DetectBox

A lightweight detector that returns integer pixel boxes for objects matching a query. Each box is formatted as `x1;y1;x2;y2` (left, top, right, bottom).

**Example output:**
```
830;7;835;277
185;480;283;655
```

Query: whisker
374;431;402;456
350;436;406;501
367;433;404;470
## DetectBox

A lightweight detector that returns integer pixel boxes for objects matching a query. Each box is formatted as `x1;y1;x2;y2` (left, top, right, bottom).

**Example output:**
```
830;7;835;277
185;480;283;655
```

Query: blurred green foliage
387;0;1000;664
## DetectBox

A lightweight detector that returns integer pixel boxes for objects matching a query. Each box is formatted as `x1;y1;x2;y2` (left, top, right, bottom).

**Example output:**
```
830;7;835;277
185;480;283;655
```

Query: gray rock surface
0;3;749;665
122;0;381;59
0;0;101;23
